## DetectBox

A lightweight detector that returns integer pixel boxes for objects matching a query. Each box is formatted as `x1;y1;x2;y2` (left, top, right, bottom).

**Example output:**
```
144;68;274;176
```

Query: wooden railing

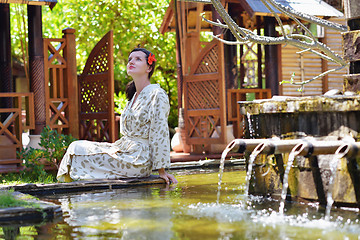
227;89;271;138
0;93;34;165
43;28;79;138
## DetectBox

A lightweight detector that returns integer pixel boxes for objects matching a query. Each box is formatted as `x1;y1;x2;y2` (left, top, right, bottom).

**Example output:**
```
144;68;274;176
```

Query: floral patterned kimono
57;84;171;182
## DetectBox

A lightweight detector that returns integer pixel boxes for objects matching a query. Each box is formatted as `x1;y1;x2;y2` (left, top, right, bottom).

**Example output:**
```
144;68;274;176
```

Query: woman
57;48;177;185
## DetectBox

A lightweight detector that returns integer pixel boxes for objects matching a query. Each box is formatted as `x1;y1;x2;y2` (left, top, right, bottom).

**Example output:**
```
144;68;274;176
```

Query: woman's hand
158;168;178;185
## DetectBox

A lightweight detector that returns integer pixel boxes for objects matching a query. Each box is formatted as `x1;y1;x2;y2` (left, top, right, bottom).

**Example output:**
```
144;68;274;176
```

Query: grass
0;173;57;185
0;172;57;185
0;189;40;209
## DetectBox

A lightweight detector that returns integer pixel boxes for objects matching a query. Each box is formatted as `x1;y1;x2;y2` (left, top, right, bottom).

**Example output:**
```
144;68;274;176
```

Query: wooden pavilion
0;0;348;171
160;0;345;154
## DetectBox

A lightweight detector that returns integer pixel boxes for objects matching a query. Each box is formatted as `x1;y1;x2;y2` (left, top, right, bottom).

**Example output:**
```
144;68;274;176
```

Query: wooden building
160;0;345;154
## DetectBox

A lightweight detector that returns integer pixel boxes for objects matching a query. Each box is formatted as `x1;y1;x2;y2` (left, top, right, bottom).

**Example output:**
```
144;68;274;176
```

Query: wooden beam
0;0;56;9
159;0;174;34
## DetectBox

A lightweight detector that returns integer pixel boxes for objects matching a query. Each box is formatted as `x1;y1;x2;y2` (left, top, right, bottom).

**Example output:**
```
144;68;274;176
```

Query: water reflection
58;186;175;239
2;169;360;239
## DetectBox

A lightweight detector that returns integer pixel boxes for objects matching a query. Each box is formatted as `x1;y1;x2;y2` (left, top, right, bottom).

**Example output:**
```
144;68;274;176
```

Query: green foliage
14;126;76;183
10;0;178;129
38;126;76;165
114;91;128;115
280;72;304;92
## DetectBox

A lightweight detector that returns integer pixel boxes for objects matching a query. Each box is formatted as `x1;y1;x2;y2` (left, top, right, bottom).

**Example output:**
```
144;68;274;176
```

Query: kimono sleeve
148;89;171;170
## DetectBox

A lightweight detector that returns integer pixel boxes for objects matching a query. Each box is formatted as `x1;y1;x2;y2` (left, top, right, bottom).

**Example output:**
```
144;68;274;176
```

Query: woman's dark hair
126;48;156;100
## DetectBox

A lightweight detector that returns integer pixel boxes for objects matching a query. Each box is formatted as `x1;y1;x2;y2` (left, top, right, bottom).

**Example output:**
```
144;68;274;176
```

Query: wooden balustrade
43;28;79;138
0;92;34;166
227;89;271;138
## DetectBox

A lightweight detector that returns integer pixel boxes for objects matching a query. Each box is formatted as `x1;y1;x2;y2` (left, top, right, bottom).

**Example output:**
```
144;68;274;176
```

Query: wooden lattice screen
78;31;115;142
183;40;226;146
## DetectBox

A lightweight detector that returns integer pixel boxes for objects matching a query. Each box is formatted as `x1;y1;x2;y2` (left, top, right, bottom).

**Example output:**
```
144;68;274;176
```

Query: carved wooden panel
78;31;115;142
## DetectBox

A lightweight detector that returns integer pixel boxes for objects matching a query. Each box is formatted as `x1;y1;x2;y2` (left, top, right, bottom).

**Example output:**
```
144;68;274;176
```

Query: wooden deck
0;152;244;174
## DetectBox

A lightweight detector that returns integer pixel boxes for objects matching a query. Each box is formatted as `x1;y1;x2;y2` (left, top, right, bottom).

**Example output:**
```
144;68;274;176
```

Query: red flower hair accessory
148;53;157;65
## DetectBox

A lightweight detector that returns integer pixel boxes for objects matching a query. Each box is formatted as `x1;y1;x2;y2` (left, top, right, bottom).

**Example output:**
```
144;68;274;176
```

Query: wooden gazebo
160;0;345;154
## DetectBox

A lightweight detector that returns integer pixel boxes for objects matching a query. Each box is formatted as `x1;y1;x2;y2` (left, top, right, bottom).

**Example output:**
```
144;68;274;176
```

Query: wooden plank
187;109;220;116
0;92;32;97
0;175;167;195
184;72;219;82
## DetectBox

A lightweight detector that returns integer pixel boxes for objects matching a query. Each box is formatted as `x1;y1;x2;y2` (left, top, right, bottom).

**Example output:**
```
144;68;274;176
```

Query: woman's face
127;51;151;78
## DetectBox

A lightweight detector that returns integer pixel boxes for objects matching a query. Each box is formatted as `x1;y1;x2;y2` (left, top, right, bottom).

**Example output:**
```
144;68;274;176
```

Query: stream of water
278;150;296;215
325;153;343;221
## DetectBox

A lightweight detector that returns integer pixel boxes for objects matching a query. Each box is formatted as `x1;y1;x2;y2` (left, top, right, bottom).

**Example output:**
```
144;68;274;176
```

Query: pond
1;167;360;239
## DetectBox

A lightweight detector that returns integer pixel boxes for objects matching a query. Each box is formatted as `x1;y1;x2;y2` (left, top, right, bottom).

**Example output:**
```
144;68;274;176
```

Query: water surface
1;168;360;239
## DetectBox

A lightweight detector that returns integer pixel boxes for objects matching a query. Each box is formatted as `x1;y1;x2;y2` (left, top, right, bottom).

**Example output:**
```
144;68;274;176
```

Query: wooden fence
43;28;79;138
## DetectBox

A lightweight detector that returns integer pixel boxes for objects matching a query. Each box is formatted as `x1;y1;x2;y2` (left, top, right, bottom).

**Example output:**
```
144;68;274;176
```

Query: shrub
16;126;76;183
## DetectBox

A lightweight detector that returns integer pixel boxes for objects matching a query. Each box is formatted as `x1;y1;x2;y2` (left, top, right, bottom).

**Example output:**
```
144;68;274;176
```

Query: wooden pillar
28;5;46;135
174;0;183;110
62;28;79;138
211;4;223;36
224;26;237;126
0;3;13;119
264;16;279;96
256;16;263;89
224;29;238;90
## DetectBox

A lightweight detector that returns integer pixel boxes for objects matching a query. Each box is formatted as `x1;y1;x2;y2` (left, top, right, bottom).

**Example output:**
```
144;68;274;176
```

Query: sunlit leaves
10;0;178;128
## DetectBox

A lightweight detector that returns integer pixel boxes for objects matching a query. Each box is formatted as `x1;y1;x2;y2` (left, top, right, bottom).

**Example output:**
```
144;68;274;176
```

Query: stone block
342;30;360;62
344;73;360;92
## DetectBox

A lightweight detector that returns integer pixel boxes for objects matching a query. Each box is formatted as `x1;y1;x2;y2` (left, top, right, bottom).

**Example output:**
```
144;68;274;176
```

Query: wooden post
224;30;238;90
320;33;329;94
256;16;263;89
62;28;79;138
174;0;183;110
211;4;223;36
28;5;46;135
264;16;279;96
0;4;13;121
343;0;360;92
